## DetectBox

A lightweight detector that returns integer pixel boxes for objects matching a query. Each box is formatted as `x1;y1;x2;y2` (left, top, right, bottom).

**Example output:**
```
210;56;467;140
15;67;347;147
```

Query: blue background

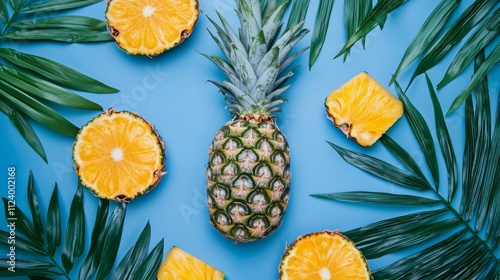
1;0;499;279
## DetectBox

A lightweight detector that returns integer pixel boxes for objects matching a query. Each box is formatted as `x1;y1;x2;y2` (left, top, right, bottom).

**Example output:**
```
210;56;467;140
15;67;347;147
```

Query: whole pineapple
204;0;308;242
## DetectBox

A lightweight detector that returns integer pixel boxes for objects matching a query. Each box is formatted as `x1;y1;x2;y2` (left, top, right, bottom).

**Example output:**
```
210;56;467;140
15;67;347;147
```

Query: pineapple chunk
325;72;403;146
157;246;225;280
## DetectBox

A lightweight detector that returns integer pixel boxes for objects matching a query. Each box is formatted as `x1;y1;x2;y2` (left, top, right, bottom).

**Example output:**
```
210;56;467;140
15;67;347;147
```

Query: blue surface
1;0;499;279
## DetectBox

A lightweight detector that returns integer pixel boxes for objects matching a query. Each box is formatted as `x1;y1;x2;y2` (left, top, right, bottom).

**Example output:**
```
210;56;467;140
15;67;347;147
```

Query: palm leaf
315;73;499;277
133;239;165;280
460;51;492;226
343;0;372;60
46;184;61;257
309;0;335;68
389;0;460;86
446;42;500;115
114;222;152;279
96;203;127;280
286;0;310;32
312;191;441;205
409;0;497;84
61;184;85;273
0;82;80;136
437;7;500;89
0;173;165;278
78;199;109;279
0;1;7;23
4;29;113;42
20;0;102;14
335;0;409;59
0;65;102;110
327;141;432;191
379;134;429;185
395;82;440;188
27;171;45;244
10;15;107;31
0;99;46;161
426;74;458;201
0;48;117;93
0;0;118;162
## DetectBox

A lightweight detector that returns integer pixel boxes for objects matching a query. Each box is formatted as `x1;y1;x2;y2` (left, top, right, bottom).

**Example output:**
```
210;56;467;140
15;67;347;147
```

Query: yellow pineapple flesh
325;72;403;146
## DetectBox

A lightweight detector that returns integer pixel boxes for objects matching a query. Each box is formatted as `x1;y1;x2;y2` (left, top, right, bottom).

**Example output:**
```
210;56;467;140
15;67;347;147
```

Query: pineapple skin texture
206;117;291;242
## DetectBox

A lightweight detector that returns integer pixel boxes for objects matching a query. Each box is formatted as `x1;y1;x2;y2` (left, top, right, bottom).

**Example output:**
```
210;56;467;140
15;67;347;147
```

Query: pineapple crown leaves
202;0;309;117
0;0;118;163
311;52;500;279
0;171;164;279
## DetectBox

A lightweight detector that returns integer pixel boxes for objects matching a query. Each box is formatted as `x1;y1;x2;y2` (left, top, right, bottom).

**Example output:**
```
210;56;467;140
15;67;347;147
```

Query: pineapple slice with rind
157;246;225;280
73;108;165;202
325;72;403;146
279;230;372;280
105;0;199;56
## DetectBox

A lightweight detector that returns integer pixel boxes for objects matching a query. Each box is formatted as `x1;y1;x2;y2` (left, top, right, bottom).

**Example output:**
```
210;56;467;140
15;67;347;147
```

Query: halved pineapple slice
279;230;372;280
325;72;403;146
106;0;199;56
73;108;165;202
157;246;225;280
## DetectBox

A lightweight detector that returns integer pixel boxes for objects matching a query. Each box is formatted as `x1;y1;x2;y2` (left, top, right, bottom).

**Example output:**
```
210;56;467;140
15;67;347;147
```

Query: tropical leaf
315;70;499;277
327;141;432;191
61;184;85;273
46;184;61;257
4;29;113;42
379;134;429;185
0;0;117;162
309;0;335;68
335;0;409;59
389;0;460;86
447;42;500;115
286;0;310;32
312;191;441;205
395;82;440;188
343;0;372;60
0;99;47;161
425;74;458;201
10;15;109;31
20;0;102;14
0;173;164;278
0;1;7;23
114;222;152;279
437;7;500;89
0;65;103;110
410;0;497;84
78;199;110;280
95;203;127;280
26;171;45;244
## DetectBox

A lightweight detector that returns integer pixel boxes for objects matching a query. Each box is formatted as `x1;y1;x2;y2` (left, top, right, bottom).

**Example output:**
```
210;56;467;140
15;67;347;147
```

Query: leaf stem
0;0;28;40
432;189;498;261
48;254;71;280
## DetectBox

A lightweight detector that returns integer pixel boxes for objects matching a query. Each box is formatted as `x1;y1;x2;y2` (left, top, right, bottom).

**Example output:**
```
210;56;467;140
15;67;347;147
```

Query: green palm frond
289;0;499;113
0;0;118;162
0;171;164;279
312;51;499;278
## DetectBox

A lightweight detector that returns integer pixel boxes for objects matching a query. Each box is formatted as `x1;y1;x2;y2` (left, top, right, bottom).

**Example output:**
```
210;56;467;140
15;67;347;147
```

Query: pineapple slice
73;108;165;202
279;230;372;280
106;0;199;55
157;246;225;280
325;72;403;146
